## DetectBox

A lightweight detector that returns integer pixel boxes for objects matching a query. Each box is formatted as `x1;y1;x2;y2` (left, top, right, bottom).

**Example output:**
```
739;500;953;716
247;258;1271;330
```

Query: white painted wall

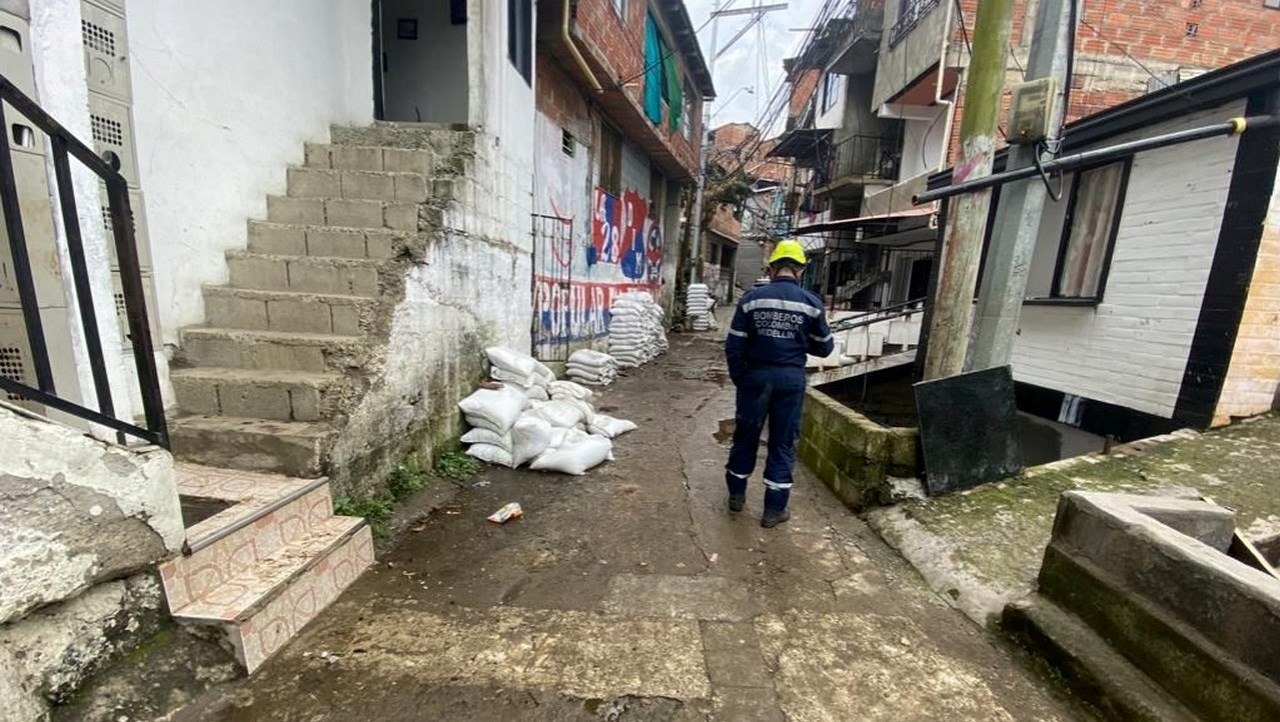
1011;101;1246;418
127;0;374;362
28;0;133;428
898;105;948;180
380;0;469;123
815;72;845;131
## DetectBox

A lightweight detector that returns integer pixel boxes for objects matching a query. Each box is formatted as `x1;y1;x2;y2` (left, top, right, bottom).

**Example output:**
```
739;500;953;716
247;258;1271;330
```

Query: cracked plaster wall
0;406;181;626
0;573;164;722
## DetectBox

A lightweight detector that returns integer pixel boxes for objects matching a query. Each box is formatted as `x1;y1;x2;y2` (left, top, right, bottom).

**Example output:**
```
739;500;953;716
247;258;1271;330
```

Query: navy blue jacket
725;277;834;383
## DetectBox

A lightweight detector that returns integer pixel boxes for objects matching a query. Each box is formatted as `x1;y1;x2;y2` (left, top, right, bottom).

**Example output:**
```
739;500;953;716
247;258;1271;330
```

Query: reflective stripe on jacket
725;277;834;381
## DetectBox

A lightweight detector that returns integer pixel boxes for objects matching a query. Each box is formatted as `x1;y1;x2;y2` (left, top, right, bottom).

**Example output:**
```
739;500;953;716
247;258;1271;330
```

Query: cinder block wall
798;388;920;510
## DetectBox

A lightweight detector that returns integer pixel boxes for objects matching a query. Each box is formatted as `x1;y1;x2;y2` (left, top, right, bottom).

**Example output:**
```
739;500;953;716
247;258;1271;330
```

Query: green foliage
333;494;395;538
435;451;481;482
387;458;429;501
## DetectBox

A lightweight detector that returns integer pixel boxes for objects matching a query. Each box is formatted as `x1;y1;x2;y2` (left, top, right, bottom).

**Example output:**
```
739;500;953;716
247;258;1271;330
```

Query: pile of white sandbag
565;348;618;386
608;291;668;368
687;283;715;331
458;347;637;475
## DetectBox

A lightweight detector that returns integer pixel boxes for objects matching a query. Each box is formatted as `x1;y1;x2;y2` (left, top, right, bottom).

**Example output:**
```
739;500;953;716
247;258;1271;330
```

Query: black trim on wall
1015;382;1181;442
1173;88;1280;428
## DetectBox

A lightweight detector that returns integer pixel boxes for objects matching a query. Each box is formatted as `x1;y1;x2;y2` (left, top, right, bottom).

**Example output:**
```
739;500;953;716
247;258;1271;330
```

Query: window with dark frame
1050;160;1131;301
820;73;840;114
599;123;623;196
507;0;532;84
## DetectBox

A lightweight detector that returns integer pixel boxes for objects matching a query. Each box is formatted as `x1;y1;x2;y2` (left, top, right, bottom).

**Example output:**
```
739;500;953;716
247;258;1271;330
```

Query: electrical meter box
1008;77;1057;145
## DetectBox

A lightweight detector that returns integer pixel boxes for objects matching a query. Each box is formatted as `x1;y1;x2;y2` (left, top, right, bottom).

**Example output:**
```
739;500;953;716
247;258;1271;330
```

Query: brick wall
572;0;703;175
944;0;1280;164
536;54;593;141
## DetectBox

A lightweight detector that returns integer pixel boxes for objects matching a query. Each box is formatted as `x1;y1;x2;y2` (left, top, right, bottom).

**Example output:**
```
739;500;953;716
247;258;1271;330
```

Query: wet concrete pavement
176;334;1087;721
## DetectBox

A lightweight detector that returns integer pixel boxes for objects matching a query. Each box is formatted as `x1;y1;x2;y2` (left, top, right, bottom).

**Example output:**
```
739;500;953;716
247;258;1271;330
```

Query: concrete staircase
169;124;474;477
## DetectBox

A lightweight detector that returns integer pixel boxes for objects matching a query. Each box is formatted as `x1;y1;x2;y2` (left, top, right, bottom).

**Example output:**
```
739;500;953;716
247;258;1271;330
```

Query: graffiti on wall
533;278;655;345
592;187;663;286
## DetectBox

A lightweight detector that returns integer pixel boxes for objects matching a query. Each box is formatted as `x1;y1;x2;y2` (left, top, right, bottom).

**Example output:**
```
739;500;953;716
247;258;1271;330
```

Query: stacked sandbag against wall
608;291;667;369
565;349;618;386
687;283;714;331
458;348;636;475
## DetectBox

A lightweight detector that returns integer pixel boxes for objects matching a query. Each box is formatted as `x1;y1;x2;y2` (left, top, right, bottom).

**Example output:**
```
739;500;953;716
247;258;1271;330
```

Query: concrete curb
863;506;1028;628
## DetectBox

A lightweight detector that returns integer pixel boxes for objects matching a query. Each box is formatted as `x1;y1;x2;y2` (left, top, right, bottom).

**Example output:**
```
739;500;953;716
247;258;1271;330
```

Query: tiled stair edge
160;478;332;611
220;522;373;672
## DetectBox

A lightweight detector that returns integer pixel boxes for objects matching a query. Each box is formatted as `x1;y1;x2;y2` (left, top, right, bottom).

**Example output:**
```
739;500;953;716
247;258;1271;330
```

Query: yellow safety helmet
767;239;807;267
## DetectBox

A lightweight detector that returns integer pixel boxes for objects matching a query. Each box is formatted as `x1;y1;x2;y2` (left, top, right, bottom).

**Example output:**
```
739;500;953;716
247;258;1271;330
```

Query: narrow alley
173;333;1083;722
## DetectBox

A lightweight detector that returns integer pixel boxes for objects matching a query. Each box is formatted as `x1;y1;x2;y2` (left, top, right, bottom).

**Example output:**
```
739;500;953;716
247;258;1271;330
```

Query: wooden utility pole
967;0;1075;372
922;0;1015;380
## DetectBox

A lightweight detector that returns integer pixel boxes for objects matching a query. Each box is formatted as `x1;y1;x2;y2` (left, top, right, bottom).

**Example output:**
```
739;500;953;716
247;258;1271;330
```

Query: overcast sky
684;0;828;136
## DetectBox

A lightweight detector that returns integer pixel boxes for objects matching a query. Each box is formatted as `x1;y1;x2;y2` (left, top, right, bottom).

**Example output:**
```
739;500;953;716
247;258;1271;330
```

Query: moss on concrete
886;414;1280;607
798;387;921;511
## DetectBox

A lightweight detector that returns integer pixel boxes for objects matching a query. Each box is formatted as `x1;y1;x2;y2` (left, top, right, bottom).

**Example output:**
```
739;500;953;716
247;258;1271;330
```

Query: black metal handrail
0;74;167;447
888;0;940;48
820;133;900;184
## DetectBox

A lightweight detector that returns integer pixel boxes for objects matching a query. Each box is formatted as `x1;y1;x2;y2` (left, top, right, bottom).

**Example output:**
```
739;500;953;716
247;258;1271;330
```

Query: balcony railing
817;134;901;187
888;0;941;48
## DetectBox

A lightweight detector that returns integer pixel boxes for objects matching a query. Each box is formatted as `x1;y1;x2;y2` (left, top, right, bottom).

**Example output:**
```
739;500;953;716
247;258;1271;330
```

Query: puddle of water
714;418;735;444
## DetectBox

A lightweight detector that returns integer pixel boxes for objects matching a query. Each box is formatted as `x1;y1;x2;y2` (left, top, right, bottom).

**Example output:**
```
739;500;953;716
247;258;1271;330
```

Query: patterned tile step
175;462;318;546
235;521;373;672
173;515;365;623
160;482;334;612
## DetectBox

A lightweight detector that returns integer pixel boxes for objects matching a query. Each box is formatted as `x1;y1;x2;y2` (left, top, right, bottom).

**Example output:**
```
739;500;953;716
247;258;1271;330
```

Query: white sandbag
486;347;539;378
533;360;555;383
548;380;593;401
458;385;527;433
511;415;553;467
531;399;586;428
547;426;591;449
466;443;514;468
565;397;595;425
566;368;613;386
588;414;638;439
526;384;550;402
491;365;539;388
529;435;614;475
461;427;513;451
568;349;616;368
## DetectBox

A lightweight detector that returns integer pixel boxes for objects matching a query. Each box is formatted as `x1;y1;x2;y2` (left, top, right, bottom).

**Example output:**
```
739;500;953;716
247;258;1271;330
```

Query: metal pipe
562;0;603;94
915;115;1278;204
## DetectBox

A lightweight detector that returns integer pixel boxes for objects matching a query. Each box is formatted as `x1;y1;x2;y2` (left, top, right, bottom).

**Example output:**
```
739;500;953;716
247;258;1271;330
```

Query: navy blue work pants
725;366;806;513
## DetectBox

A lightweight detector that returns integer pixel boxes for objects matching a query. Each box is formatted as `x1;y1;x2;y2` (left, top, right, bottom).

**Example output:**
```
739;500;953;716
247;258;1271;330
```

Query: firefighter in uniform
724;239;834;528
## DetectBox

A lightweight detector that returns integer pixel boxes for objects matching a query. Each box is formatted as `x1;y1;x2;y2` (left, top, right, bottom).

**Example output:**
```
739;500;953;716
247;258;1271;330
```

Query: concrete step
178;327;367;373
169;415;335;477
330;123;476;154
202;285;379;336
286;167;432;204
171;514;373;672
304;142;437;175
247;220;413;260
1003;594;1201;722
171;367;348;423
162;471;333;612
226;250;384;297
265;194;418;231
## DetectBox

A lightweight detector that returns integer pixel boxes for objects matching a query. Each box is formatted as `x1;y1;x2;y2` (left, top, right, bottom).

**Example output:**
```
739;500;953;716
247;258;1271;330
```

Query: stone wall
0;404;183;721
798;388;920;510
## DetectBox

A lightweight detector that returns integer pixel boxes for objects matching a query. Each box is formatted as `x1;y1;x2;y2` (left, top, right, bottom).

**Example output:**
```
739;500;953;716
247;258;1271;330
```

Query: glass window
1053;161;1129;299
820;73;841;114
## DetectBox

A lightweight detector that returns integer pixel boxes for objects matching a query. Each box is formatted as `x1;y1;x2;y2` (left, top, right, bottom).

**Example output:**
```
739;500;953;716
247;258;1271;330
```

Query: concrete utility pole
967;0;1075;372
922;0;1015;380
688;1;786;286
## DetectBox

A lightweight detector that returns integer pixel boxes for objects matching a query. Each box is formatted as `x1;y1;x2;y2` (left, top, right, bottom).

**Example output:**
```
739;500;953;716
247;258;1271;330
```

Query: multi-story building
532;0;713;358
771;0;1280;311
